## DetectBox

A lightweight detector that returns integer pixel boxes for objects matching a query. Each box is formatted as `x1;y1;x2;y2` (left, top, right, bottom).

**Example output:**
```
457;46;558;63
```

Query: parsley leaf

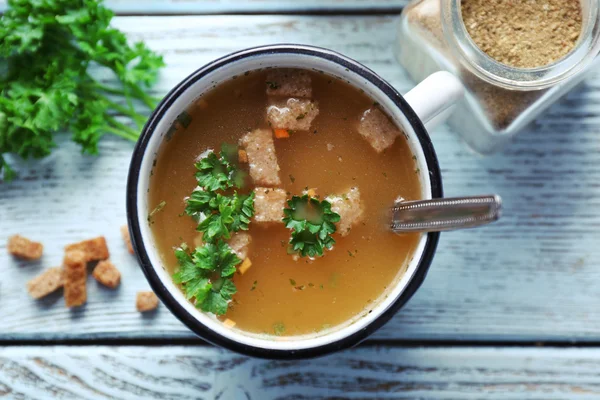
173;241;241;316
194;152;232;191
230;192;256;232
0;0;164;180
184;189;214;220
283;195;341;258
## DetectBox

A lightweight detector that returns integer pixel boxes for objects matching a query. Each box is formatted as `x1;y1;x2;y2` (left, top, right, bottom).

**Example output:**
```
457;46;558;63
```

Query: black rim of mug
126;44;443;359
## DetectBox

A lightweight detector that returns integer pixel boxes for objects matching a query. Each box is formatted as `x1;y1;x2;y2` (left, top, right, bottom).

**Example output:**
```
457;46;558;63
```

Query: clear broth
148;69;422;336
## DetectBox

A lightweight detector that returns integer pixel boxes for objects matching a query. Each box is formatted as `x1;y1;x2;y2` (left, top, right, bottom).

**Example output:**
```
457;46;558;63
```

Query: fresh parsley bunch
174;148;255;315
283;195;341;258
0;0;165;180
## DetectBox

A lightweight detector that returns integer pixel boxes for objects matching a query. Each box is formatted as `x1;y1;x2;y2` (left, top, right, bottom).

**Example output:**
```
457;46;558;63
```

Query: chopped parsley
289;174;296;183
147;200;166;222
289;278;296;286
176;111;192;129
296;113;306;120
173;242;241;315
250;280;258;291
184;149;255;241
173;147;256;316
194;151;234;191
282;195;341;258
273;322;286;336
266;81;280;90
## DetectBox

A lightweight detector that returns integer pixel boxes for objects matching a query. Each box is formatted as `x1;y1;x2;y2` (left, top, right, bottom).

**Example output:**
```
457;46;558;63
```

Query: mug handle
404;71;464;131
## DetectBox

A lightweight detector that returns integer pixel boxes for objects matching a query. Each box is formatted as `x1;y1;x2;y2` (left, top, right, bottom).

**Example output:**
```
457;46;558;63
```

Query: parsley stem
94;82;126;96
104;126;138;142
130;84;160;109
105;116;140;141
103;99;147;126
94;81;157;112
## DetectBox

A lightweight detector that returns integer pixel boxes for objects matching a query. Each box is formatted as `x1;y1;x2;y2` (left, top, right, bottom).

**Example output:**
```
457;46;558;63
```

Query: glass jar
395;0;600;153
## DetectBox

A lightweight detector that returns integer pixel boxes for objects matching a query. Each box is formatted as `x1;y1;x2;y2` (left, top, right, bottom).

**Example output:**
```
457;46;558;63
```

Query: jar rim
442;0;600;90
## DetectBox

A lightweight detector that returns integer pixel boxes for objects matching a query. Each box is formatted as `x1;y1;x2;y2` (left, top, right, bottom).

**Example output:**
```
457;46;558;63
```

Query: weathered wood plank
0;0;409;15
1;346;599;399
2;15;600;342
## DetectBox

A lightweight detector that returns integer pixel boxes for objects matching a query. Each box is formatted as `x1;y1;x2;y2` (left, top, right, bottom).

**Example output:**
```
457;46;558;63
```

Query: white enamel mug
127;44;463;359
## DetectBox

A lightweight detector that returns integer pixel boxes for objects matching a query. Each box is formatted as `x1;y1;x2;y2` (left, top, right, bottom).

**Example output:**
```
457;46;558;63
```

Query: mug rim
126;44;443;359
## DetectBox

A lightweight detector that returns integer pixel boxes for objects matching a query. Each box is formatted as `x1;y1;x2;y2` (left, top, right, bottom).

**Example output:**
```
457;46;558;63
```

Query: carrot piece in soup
274;128;290;138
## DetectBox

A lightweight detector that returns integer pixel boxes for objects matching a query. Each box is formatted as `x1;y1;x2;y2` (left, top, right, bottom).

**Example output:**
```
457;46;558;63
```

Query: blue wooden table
2;1;600;398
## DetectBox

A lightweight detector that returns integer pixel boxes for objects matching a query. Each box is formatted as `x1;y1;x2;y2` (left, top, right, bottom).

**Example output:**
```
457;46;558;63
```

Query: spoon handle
390;195;502;233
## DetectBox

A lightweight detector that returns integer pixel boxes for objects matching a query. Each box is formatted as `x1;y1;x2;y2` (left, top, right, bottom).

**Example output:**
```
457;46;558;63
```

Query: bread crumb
120;226;134;255
238;258;252;275
26;267;63;299
136;291;159;312
92;260;121;289
462;0;582;68
64;250;87;308
8;235;43;260
65;236;109;262
223;318;236;328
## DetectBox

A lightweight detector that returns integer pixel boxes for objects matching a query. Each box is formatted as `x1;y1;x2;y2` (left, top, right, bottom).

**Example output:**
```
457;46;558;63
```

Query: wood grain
0;0;409;14
1;346;599;399
2;15;600;342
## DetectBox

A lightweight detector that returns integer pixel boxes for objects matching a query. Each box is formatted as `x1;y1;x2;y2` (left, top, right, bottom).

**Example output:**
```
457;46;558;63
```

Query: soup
148;68;422;337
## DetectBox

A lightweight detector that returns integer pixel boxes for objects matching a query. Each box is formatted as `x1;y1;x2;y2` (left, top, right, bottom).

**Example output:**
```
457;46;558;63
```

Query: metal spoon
391;195;502;233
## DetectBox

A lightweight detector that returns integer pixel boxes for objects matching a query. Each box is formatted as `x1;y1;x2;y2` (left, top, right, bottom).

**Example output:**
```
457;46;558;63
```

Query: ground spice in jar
461;0;582;68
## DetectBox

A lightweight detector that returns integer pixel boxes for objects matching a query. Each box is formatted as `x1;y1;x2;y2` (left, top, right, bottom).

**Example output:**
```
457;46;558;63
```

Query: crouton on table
267;98;319;131
253;187;287;223
64;250;87;308
92;260;121;289
228;232;251;260
266;69;312;98
326;187;364;236
239;129;281;186
120;226;134;254
65;236;109;262
8;235;43;260
26;267;64;299
137;291;159;312
357;107;402;153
